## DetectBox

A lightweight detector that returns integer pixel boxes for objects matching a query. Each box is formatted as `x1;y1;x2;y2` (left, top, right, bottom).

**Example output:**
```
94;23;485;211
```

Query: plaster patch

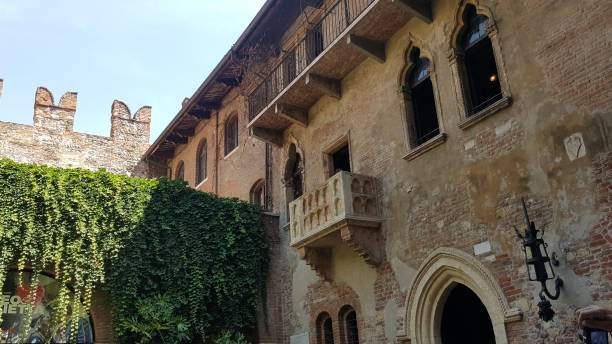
495;120;513;136
290;332;309;344
473;241;492;256
390;257;417;292
464;139;476;150
384;300;398;342
564;133;586;161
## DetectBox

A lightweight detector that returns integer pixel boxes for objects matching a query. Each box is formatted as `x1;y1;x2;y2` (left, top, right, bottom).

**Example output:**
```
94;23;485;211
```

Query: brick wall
0;84;151;178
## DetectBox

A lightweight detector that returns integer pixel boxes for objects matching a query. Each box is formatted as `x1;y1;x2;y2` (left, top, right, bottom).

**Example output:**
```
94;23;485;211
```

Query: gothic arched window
461;6;501;114
196;139;207;185
316;312;334;344
339;306;359;344
405;48;440;146
224;114;238;155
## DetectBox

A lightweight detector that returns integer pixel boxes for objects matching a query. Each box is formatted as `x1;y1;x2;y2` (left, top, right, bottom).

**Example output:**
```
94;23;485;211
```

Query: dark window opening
316;312;335;344
332;145;351;174
225;115;238;155
440;284;495;344
196;140;207;184
407;49;439;146
250;180;265;207
291;153;303;200
307;24;324;64
324;317;334;344
461;6;502;115
345;311;359;344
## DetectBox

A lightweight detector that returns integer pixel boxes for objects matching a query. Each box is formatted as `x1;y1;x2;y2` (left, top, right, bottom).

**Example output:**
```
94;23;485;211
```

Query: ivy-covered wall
0;159;268;343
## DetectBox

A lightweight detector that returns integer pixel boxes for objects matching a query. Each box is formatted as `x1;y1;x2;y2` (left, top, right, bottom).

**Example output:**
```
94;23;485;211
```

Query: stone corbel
340;220;383;266
299;247;332;281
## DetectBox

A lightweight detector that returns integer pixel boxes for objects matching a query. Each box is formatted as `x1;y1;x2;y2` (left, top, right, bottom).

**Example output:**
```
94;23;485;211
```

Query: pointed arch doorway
397;248;522;344
439;283;495;344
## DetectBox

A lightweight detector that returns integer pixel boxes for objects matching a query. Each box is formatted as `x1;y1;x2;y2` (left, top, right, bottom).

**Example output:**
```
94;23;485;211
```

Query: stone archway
397;247;522;344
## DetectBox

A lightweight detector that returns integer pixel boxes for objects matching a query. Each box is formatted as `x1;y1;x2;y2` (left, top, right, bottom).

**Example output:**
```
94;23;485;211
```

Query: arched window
339;306;359;344
196;139;207;185
175;161;184;181
404;48;440;146
250;179;265;208
316;312;334;344
224;114;238;155
461;6;501;114
449;3;511;128
284;143;304;202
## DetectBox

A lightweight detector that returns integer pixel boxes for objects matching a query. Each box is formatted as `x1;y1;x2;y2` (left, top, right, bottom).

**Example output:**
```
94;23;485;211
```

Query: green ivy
0;159;268;343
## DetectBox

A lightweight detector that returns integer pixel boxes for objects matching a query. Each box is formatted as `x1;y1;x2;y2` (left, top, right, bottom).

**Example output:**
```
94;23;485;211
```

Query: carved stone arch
449;0;496;51
397;247;521;344
397;34;447;157
398;34;437;87
447;0;512;128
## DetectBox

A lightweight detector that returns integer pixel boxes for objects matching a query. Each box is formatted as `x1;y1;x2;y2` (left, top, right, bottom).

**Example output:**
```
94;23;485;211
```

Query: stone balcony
289;171;384;280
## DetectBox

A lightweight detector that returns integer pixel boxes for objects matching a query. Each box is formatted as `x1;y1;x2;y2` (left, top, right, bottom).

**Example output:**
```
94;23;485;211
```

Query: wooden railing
248;0;375;122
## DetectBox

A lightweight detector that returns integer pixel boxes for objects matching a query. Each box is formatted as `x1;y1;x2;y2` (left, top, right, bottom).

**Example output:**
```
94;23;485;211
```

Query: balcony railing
248;0;375;122
289;171;382;246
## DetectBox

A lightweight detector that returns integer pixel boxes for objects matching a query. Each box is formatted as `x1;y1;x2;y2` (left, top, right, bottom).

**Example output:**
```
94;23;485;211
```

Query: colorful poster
1;271;93;344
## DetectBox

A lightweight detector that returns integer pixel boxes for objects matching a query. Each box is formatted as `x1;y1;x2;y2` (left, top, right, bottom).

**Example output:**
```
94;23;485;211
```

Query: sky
0;0;267;141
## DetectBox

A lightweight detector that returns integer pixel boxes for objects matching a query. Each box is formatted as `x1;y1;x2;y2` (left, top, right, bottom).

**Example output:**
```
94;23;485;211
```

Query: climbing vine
0;159;268;343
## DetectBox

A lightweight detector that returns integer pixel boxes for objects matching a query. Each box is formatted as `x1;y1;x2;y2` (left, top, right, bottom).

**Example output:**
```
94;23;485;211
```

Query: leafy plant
0;159;268;343
120;293;190;344
213;330;250;344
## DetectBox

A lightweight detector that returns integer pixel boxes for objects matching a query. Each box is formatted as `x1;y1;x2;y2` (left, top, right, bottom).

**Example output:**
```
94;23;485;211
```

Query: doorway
440;283;495;344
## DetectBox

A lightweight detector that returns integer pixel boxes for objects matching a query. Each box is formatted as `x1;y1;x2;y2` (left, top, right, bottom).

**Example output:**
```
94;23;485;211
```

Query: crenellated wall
0;82;151;177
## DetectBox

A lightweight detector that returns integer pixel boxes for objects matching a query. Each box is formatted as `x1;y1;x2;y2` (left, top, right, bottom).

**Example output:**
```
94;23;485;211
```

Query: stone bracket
251;127;284;147
299;247;332;281
305;74;341;99
275;103;308;127
391;0;433;24
340;221;383;265
347;35;386;63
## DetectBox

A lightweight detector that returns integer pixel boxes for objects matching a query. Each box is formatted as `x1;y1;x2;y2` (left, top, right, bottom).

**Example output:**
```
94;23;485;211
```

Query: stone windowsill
403;133;448;161
458;95;513;130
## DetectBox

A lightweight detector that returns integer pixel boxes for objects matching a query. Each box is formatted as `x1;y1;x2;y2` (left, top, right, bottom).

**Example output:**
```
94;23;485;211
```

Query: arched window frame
175;161;185;181
448;1;512;130
250;179;266;209
398;39;447;161
196;139;207;186
339;305;359;344
283;139;305;225
224;113;239;156
316;312;335;344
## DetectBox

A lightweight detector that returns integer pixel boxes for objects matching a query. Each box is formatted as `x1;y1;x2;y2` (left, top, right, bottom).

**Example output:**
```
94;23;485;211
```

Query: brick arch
307;281;364;344
397;247;522;344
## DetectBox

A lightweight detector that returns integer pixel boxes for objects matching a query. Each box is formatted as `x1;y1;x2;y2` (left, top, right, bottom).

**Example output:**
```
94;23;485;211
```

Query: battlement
0;79;152;178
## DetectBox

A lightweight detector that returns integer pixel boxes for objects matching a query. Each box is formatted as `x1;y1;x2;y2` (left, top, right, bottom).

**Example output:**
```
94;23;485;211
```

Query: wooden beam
275;103;308;127
391;0;432;24
196;101;221;110
167;136;188;144
305;73;341;99
175;128;195;137
346;35;386;63
217;76;242;87
251;127;283;147
188;106;212;120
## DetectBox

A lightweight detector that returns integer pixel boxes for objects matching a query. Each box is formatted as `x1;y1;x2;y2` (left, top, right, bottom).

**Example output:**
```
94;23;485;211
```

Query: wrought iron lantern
513;198;563;322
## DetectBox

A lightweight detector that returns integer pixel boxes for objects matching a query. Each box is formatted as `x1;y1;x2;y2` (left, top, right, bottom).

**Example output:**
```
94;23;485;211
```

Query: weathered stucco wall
168;88;268;201
269;0;612;343
0;85;151;178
